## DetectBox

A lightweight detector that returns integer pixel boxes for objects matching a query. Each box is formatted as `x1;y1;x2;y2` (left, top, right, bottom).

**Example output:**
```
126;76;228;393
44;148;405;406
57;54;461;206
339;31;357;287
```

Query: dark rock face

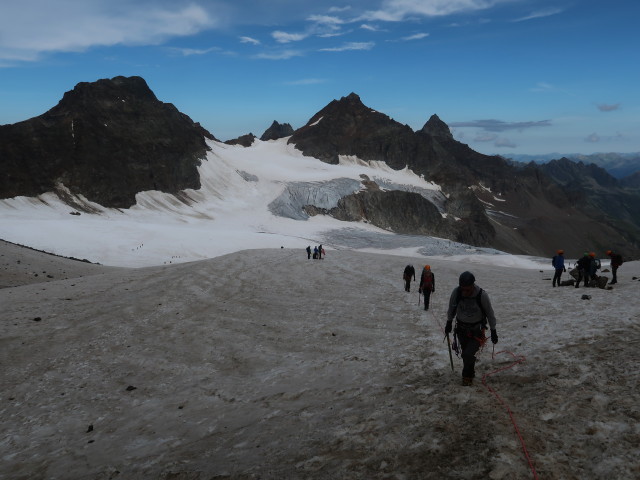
288;93;640;258
420;114;454;140
225;133;257;147
0;76;214;208
289;93;420;167
260;121;294;141
327;189;494;247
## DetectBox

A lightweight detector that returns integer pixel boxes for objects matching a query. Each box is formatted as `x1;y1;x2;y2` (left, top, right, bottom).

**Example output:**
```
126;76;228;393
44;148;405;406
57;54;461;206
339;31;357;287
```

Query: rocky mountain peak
260;121;294;141
420;114;453;140
53;76;158;114
289;92;414;165
0;76;213;208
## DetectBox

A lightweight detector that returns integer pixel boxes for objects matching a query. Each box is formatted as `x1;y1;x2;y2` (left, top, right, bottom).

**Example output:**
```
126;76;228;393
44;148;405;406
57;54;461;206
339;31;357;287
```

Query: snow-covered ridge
0;137;544;268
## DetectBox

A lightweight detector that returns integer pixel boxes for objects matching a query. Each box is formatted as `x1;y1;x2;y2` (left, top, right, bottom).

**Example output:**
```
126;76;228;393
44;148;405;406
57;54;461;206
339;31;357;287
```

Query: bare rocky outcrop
260;121;294;141
0;76;215;208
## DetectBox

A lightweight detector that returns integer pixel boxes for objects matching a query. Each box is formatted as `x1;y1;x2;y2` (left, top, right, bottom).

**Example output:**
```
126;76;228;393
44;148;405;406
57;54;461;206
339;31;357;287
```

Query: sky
1;0;639;156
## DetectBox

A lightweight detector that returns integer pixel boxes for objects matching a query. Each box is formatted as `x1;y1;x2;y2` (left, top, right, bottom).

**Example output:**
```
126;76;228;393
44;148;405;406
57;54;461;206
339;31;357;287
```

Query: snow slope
1;138;512;268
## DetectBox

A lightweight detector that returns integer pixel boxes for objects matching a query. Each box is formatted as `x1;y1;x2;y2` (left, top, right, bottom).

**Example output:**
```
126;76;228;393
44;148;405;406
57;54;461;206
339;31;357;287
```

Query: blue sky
1;0;639;156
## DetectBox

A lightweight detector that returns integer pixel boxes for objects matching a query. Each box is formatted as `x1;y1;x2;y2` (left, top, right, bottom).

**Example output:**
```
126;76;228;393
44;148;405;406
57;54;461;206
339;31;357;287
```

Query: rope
481;351;539;480
426;308;539;480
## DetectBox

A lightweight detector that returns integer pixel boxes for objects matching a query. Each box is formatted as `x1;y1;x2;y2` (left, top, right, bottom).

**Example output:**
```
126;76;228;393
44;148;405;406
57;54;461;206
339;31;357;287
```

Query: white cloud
360;24;382;32
0;1;215;62
239;36;260;45
328;6;352;14
585;133;600;143
254;50;304;60
307;15;344;26
319;42;375;52
272;31;308;43
168;46;230;57
513;7;564;22
359;0;507;22
401;32;430;41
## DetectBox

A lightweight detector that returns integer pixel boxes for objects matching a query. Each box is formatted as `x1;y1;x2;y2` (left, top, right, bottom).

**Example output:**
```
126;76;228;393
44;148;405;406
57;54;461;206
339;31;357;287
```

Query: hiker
575;252;592;288
552;249;566;287
418;265;435;310
587;252;600;285
606;250;624;284
403;264;416;292
306;245;312;259
318;244;323;260
445;271;498;386
313;246;318;259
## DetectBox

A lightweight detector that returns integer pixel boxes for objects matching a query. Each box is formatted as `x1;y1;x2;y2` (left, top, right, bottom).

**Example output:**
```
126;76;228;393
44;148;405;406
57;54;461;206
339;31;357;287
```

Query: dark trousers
423;290;432;309
612;265;618;283
552;268;563;286
404;278;411;292
456;322;484;378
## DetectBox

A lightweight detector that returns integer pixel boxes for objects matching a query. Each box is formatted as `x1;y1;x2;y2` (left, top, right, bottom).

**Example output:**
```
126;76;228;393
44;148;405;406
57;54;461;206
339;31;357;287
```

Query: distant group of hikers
305;245;325;260
551;249;624;288
403;264;498;387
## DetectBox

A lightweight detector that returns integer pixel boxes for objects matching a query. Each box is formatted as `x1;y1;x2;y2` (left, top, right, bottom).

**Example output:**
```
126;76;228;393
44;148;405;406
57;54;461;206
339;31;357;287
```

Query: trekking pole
418;290;421;306
445;333;454;372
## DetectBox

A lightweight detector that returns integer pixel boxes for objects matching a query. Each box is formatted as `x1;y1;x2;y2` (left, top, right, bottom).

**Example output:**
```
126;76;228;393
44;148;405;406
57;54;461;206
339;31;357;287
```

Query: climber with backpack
445;271;498;386
606;250;624;284
418;265;435;310
403;264;416;292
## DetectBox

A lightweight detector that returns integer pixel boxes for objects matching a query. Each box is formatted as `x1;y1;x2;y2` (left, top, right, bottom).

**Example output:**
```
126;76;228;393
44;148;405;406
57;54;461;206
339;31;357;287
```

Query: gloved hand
490;329;498;344
563;267;566;272
445;321;452;334
432;288;435;293
418;288;422;294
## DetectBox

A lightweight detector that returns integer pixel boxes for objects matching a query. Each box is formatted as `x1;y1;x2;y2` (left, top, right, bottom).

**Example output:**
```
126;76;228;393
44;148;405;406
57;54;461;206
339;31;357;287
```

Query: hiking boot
462;377;473;386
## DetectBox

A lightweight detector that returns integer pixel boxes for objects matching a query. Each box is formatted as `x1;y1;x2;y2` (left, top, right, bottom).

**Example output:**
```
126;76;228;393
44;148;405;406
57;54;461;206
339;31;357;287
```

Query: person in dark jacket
418;265;435;310
306;245;312;259
445;271;498;386
575;252;592;288
552;249;566;287
403;264;416;292
606;250;623;284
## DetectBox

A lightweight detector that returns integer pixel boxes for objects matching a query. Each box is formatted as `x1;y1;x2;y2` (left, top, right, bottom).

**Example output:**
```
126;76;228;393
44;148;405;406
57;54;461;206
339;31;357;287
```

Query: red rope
429;311;539;479
481;350;539;480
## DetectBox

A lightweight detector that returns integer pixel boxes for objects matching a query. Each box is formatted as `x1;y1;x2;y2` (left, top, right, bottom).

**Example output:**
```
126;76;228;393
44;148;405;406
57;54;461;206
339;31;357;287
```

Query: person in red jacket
418;265;435;311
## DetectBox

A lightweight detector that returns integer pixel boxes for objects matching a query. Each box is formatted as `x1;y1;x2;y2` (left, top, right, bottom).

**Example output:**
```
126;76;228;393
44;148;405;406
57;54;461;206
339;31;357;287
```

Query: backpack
453;287;487;327
421;270;433;290
614;254;623;265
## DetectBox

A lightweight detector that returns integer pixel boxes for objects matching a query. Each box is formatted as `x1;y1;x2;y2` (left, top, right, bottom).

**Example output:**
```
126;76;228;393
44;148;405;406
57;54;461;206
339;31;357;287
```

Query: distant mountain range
505;152;640;179
1;76;638;259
